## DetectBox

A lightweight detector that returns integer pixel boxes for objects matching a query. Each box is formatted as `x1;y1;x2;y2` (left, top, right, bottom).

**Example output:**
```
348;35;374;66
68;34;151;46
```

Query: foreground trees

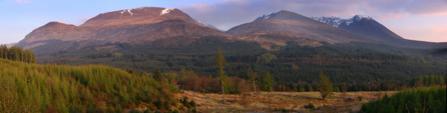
319;72;333;99
0;45;35;63
260;72;274;92
215;49;228;94
0;59;195;112
361;87;446;113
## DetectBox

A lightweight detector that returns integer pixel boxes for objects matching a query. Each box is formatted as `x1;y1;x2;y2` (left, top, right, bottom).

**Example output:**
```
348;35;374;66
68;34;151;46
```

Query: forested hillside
361;87;446;113
32;39;447;91
0;59;193;112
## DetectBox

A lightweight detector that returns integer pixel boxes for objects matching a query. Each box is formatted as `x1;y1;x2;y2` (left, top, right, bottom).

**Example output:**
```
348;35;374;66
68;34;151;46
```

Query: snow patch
161;8;175;15
312;15;373;27
261;14;272;20
312;17;344;27
120;9;134;16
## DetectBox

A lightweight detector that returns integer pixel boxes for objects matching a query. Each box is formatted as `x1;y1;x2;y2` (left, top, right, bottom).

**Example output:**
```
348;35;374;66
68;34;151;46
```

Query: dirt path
177;91;395;113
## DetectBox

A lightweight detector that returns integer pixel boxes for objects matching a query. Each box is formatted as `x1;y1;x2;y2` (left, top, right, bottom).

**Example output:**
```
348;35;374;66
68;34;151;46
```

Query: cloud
182;0;370;30
405;0;447;16
181;0;447;30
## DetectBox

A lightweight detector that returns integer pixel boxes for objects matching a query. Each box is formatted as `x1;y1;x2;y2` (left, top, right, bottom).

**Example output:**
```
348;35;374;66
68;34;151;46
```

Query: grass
178;91;396;113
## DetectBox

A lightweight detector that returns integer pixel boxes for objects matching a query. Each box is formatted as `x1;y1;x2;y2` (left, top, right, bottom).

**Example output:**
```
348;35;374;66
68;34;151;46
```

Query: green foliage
410;75;446;87
361;87;446;113
0;45;35;63
319;72;333;99
0;59;177;112
31;38;447;92
216;48;229;94
257;52;277;64
260;72;274;91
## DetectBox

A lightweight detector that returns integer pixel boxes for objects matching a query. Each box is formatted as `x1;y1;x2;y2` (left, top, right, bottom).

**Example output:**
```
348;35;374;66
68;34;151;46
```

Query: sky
0;0;446;44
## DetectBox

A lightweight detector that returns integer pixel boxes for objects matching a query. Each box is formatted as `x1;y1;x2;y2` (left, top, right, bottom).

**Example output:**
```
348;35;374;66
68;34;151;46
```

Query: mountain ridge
17;7;226;49
312;15;443;48
227;10;369;47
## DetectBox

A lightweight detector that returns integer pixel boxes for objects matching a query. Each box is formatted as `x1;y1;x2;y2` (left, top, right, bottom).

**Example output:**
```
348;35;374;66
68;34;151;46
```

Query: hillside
0;59;192;112
361;87;446;113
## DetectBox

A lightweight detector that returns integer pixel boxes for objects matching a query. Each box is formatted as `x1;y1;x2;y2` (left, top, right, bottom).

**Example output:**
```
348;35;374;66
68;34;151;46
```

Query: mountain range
17;7;225;53
14;7;447;86
18;8;445;51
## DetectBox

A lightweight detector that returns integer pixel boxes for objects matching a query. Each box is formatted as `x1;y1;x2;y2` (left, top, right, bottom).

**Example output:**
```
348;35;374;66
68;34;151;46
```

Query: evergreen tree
215;48;227;94
0;45;35;63
319;72;333;99
260;72;274;92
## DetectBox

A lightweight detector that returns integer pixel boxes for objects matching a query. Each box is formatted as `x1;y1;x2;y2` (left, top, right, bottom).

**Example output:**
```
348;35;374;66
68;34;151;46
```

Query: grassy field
177;91;396;113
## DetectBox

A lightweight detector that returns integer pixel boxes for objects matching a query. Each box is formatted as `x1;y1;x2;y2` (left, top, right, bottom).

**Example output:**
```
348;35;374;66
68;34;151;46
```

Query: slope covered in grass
0;59;178;113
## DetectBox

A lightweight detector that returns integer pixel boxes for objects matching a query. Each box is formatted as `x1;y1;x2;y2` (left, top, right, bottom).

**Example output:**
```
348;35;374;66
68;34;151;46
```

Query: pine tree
261;72;274;92
215;48;227;94
0;45;36;63
319;72;333;99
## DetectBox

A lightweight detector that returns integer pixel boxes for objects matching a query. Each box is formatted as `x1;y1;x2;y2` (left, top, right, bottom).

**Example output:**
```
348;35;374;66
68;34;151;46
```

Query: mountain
17;7;225;52
227;10;367;46
313;15;442;48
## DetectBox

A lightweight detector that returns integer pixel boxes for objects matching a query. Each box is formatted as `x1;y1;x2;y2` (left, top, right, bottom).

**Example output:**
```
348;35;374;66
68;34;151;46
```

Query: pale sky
0;0;446;44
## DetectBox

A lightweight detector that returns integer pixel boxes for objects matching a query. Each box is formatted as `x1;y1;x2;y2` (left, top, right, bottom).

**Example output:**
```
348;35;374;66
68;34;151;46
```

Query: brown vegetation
178;91;395;113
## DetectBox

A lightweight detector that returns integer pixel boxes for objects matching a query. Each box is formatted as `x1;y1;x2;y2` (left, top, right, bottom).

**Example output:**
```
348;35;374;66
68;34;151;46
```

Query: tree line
167;49;445;100
0;45;35;63
165;49;334;99
34;38;447;93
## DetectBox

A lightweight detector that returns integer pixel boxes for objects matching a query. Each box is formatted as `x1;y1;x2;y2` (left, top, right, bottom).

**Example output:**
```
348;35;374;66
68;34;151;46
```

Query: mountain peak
313;14;408;43
81;7;194;27
43;21;76;27
255;10;308;21
228;10;361;43
160;8;176;15
352;15;372;21
312;15;375;27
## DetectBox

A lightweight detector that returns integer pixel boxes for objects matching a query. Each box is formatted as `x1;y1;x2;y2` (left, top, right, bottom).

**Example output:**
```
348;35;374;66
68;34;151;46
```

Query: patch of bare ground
176;91;396;113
